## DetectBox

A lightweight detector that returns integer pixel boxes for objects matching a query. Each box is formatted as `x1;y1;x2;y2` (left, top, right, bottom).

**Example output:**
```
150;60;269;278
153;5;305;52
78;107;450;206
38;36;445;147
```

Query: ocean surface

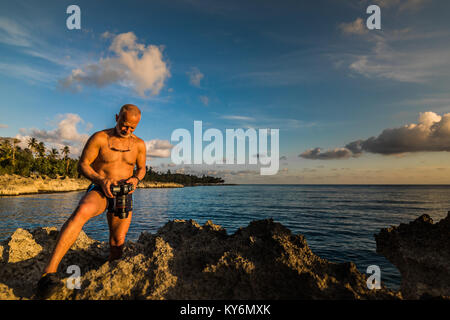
1;184;449;290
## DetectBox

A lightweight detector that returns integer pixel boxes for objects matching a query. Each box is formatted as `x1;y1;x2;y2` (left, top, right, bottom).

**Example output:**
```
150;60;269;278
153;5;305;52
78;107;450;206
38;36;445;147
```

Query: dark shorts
86;183;132;214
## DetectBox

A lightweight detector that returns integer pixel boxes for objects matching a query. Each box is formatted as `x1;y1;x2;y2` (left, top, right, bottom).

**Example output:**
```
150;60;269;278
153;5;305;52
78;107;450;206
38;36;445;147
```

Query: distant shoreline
183;183;238;187
0;174;231;197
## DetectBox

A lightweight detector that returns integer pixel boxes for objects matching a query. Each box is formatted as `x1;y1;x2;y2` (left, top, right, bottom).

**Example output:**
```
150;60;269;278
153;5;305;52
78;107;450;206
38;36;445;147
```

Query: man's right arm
78;132;115;198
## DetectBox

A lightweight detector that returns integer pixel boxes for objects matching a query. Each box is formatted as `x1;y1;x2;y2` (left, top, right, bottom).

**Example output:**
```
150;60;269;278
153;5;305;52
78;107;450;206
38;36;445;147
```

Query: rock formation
375;212;450;299
0;219;399;300
0;174;183;196
0;174;91;196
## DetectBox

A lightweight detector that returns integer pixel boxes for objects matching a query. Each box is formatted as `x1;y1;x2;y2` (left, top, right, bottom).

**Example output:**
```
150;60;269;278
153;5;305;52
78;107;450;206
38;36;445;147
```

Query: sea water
1;184;449;290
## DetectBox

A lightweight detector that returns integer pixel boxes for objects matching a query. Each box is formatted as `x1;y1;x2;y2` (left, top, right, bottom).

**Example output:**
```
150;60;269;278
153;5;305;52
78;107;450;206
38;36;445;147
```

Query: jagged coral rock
375;213;450;299
0;219;400;300
6;228;43;263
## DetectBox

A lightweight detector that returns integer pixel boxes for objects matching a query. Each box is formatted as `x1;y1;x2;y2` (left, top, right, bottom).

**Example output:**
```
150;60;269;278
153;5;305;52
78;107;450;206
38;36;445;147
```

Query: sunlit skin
42;105;147;275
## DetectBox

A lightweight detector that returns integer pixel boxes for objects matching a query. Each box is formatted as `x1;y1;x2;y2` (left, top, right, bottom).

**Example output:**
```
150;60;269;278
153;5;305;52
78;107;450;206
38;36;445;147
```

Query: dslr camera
110;183;134;219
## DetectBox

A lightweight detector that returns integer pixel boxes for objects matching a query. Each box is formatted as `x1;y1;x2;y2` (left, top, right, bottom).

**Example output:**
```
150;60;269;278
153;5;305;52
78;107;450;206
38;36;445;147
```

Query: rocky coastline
0;212;448;300
0;174;183;196
375;212;450;299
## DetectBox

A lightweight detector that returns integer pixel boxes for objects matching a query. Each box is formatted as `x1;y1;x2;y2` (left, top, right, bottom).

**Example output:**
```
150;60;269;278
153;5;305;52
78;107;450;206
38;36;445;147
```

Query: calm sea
1;184;449;290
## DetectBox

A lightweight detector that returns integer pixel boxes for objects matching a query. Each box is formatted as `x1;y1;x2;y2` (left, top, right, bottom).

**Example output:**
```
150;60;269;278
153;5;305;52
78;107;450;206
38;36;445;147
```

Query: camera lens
112;185;132;219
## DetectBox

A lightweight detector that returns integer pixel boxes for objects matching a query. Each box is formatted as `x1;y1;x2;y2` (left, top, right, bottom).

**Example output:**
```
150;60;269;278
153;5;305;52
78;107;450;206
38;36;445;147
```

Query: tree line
143;167;224;186
0;137;225;185
0;137;77;178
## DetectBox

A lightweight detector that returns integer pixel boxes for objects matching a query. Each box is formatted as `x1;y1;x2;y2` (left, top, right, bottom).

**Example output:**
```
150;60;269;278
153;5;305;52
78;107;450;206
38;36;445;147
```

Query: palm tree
61;145;70;175
61;145;70;158
49;148;59;161
37;142;46;158
0;140;12;162
27;137;38;158
11;138;20;167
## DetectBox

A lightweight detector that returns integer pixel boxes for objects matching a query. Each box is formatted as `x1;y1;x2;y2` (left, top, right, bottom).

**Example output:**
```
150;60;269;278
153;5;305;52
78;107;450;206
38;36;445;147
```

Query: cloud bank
19;113;89;146
300;111;450;160
300;147;353;160
16;113;90;156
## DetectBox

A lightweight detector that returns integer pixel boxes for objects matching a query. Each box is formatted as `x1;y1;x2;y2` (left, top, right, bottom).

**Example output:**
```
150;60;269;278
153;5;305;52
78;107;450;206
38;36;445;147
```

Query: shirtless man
36;104;147;298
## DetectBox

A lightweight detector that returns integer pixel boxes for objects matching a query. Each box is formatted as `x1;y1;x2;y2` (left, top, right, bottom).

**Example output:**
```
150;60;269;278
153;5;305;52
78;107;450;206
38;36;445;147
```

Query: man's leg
107;210;132;261
43;190;107;274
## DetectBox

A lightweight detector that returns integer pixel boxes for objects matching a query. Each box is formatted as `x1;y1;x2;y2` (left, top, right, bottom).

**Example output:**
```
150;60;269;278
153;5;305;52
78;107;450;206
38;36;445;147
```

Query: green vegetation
143;167;224;186
0;137;225;185
0;137;78;178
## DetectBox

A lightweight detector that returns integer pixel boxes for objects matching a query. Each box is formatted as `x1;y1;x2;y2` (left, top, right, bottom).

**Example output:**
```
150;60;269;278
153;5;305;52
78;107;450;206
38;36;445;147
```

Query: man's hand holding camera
100;177;119;198
100;176;139;198
125;176;140;194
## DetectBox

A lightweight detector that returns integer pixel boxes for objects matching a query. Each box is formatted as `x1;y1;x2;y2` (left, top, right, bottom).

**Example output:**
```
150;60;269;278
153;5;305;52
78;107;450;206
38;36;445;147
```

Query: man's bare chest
97;146;137;166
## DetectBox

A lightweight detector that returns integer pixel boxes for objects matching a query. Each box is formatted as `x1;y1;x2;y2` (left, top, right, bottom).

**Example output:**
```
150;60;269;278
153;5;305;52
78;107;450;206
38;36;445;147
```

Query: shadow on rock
0;227;109;299
136;219;400;300
1;219;403;300
375;212;450;299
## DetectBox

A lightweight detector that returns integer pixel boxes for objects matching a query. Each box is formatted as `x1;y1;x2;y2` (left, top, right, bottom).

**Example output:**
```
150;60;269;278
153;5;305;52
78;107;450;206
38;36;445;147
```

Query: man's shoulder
132;134;146;149
87;129;111;144
93;129;112;138
132;134;145;143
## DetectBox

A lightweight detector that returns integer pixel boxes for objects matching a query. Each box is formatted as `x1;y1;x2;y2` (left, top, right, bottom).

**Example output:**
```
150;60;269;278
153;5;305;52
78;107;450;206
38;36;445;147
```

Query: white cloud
14;113;91;157
59;32;171;97
21;114;89;145
346;111;450;154
145;139;173;158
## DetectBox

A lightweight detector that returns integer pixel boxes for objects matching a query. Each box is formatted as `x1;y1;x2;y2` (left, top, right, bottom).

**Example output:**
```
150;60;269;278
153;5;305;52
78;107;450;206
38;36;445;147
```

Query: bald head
119;104;141;117
115;104;141;138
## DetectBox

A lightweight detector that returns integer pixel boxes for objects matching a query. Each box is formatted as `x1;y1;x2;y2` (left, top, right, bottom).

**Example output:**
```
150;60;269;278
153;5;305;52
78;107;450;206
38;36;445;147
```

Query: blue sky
1;0;450;183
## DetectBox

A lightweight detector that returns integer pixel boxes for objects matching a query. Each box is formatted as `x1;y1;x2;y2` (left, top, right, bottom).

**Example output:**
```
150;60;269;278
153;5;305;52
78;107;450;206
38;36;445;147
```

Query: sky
1;0;450;184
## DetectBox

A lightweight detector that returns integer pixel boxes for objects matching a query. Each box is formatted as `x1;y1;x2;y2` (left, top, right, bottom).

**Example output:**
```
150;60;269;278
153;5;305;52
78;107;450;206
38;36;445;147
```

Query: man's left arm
126;139;147;191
